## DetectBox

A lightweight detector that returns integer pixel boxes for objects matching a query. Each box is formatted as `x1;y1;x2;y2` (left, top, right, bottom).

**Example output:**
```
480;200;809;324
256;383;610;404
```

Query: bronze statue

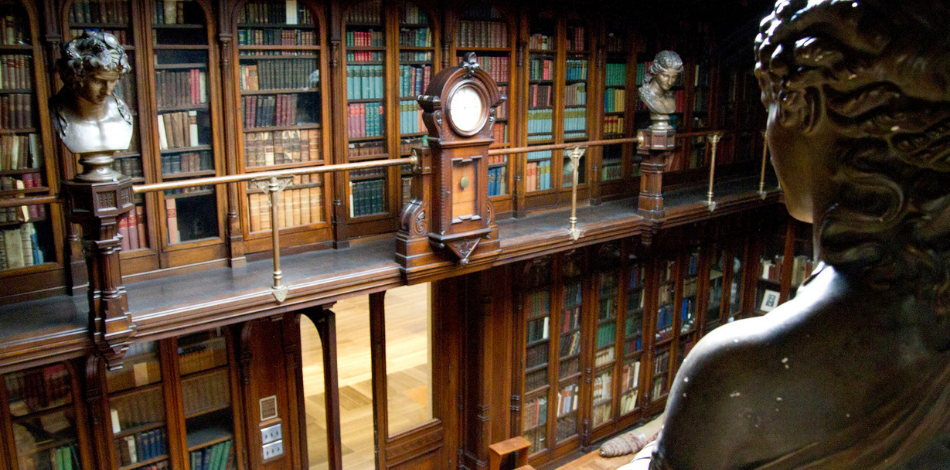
626;0;950;468
637;51;683;117
51;31;133;162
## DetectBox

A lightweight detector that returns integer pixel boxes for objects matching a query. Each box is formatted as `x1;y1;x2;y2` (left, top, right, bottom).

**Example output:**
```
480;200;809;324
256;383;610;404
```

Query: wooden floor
554;450;636;470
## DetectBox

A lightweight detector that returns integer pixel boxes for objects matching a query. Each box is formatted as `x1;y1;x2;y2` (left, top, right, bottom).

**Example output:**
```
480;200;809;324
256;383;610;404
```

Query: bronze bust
627;0;950;468
51;30;133;156
637;51;683;116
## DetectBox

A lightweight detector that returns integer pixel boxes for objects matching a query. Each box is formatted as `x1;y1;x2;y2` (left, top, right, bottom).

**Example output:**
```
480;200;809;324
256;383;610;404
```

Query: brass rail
0;195;60;209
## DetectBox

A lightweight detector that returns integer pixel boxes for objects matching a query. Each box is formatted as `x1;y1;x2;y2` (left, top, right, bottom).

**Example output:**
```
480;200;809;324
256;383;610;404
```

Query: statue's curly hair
755;0;950;317
57;30;130;90
644;50;683;85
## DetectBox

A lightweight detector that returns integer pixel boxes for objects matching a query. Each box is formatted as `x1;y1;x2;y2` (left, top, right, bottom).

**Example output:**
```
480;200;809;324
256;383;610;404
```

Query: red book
135;206;147;248
118;214;131;251
127;209;139;250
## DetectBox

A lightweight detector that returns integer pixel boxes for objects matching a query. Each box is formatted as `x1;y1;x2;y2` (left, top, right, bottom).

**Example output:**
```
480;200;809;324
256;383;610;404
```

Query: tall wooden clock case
396;53;505;276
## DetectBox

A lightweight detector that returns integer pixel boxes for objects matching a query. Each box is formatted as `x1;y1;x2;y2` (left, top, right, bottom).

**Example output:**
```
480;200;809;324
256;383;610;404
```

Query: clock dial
449;85;485;134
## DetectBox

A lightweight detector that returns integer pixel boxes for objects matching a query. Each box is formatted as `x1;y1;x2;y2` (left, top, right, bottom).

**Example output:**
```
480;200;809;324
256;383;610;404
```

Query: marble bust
51;31;133;157
637;51;683;116
626;0;950;469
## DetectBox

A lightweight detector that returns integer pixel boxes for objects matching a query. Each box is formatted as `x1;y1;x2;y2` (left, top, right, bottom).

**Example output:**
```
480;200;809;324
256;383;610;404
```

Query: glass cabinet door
177;329;234;470
106;341;169;470
6;364;83;470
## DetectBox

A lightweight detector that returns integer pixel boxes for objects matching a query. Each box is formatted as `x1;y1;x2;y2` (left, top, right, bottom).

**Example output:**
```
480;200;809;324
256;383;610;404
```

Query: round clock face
448;84;485;135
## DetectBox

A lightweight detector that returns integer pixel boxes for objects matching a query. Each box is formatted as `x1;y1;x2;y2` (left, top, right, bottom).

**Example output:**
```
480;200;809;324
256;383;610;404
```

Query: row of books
106;344;160;393
1;10;27;46
155;69;207;109
525;158;552;192
527;84;552;108
565;59;588;81
601;160;622;181
179;333;227;373
655;304;675;341
591;400;611;427
566;26;586;52
189;439;232;470
524;368;548;393
242;94;311;129
348;177;385;217
397;100;424;134
563;109;587;134
635;62;652;86
248;180;324;231
599;291;618;322
559;330;580;357
398;64;431;98
346;140;384;157
112;156;145;179
68;0;130;24
625;335;643;355
398;135;426;155
345;30;383;47
523;395;548;431
605;63;627;87
21;444;79;470
400;4;428;24
759;254;784;282
397;27;432;48
487;165;506;197
560;356;580;377
621;360;641;393
153;0;202;26
0;223;43;270
681;298;697;332
604;88;626;113
346;50;383;63
525;343;548;370
6;364;69;417
158;111;200;150
791;255;815;287
346;102;384;138
115;428;167;467
118;206;147;251
629;264;644;288
346;64;384;100
344;0;381;24
526;110;552;135
454;55;508;84
564;280;582;308
0;178;46;222
490;123;507;146
596;322;617;349
182;370;229;416
1;55;31;90
528;33;554;51
237;28;317;47
528;58;552;81
526;316;549;344
240;0;314;26
239;61;319;91
162;151;212;176
111;389;164;431
564;83;586;107
594;346;616;368
592;370;612;403
455;20;508;48
400;174;411;207
526;289;551;319
561;302;581;334
1;133;40;171
244;129;321;167
0;94;32;130
557;383;579;416
619;388;639;415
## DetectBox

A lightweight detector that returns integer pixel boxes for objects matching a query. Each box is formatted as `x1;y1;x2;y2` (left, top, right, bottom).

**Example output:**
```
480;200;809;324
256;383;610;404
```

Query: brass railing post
251;175;294;302
706;133;722;211
567;146;586;241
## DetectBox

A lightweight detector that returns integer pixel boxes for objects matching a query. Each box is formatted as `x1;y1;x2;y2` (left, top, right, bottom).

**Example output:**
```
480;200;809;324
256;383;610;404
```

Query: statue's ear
779;88;821;134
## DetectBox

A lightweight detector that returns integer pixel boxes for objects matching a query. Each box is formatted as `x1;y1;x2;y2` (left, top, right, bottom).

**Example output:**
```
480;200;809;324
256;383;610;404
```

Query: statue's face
655;71;678;93
76;69;121;106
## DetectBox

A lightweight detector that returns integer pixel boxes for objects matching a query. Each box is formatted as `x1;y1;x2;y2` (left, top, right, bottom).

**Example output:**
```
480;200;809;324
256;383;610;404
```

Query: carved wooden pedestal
637;123;676;220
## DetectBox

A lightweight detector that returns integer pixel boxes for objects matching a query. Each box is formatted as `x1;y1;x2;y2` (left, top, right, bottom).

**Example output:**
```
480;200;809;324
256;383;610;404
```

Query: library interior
0;0;907;469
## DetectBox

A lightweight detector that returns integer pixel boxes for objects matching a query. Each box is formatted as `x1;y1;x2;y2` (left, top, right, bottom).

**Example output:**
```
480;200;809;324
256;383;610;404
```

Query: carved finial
461;52;480;78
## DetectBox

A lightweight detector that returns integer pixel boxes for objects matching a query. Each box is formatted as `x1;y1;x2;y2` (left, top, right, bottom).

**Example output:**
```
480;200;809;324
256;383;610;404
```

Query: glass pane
525;150;552;192
332;295;374;469
563;53;587;141
729;249;744;320
178;329;234;470
385;283;433;436
651;348;670;402
523;257;551;454
619;357;640;415
681;249;699;333
300;315;328;470
6;364;83;470
707;248;725;331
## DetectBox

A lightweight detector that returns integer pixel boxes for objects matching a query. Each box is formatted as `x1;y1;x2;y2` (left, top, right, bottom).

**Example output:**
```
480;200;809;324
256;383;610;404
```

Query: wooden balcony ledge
0;176;780;373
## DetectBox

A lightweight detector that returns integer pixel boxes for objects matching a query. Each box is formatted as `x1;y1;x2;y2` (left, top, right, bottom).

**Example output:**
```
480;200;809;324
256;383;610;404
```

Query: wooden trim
370;291;388;468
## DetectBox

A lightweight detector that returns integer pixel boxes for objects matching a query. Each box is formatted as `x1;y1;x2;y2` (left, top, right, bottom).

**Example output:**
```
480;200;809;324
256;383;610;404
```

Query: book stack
397;26;431;47
346;141;385;157
344;29;383;47
523;395;548;434
524;368;548;392
182;370;230;416
604;88;626;113
242;94;306;129
155;69;207;108
526;110;552;142
605;63;626;87
401;4;428;24
791;255;815;287
0;93;32;130
118;206;148;251
601;161;622;181
565;59;587;81
603;115;624;135
345;64;384;99
161;151;212;176
490;123;506;145
655;305;674;341
564;83;586;106
528;33;554;51
487;165;506;197
346;102;384;138
237;29;316;47
240;0;314;25
1;54;31;89
348;171;385;217
112;157;145;179
239;60;319;91
528;58;552;80
635;62;652;85
557;383;579;416
592;372;612;403
594;347;615;368
6;364;70;416
567;26;585;51
188;440;232;470
178;334;228;374
157;111;201;150
455;20;508;48
397;63;430;98
596;323;617;349
398;135;426;155
244;130;321;167
398;100;424;134
558;330;580;357
67;0;130;24
759;255;784;281
525;343;549;369
527;84;552;107
344;0;381;25
0;176;45;222
526;316;549;344
525;152;552;191
115;429;168;467
454;55;508;84
153;0;202;25
563;109;587;139
247;174;323;232
0;223;43;269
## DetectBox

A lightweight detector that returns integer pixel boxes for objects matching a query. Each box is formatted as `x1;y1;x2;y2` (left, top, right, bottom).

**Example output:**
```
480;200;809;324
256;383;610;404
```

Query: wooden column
369;292;389;468
636;124;675;220
317;308;344;469
328;2;350;249
218;7;247;268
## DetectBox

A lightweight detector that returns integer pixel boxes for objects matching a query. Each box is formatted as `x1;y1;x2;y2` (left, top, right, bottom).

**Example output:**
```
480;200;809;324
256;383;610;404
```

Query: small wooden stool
488;436;534;470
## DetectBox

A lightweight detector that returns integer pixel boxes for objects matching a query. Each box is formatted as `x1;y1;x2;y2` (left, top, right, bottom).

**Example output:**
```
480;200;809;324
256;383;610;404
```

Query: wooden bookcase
0;0;62;286
597;25;637;201
449;1;515;214
395;2;433;210
234;0;332;254
2;362;92;470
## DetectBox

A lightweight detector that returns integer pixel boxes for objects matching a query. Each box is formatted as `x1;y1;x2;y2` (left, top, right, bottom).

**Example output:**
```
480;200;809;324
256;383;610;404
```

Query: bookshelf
344;0;388;224
0;0;57;275
521;256;552;455
176;329;235;470
105;341;169;470
704;246;725;332
236;0;330;251
676;247;700;371
591;243;620;432
523;14;555;202
554;250;583;445
600;28;632;190
452;2;513;208
4;363;85;470
650;255;675;403
619;250;644;419
152;0;220;247
396;2;433;210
